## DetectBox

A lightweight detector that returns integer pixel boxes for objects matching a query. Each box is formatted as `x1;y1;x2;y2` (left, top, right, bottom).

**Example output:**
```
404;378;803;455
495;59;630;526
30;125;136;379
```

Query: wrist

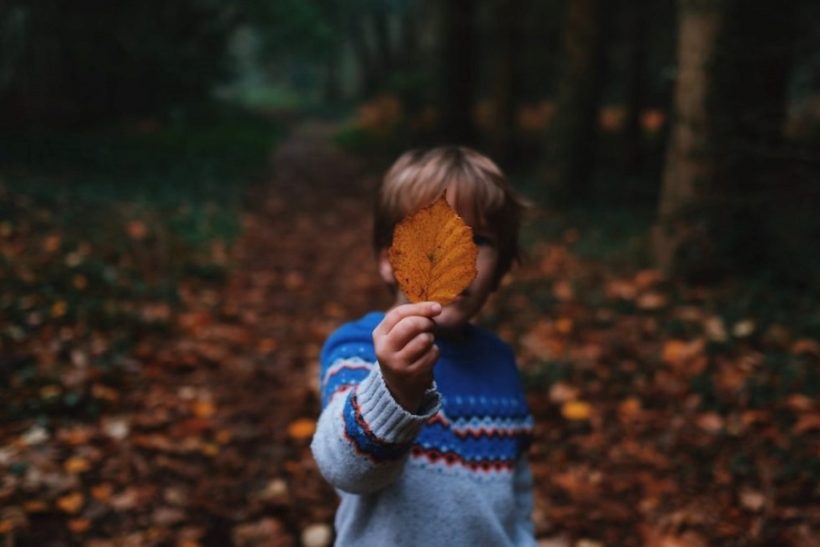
381;371;431;413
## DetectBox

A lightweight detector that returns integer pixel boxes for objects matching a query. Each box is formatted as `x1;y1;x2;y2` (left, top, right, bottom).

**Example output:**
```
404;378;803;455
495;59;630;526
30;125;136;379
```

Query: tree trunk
621;0;649;181
398;0;418;69
652;0;800;282
490;0;523;167
347;14;378;96
323;56;340;103
544;0;613;204
440;0;477;144
372;0;393;82
651;0;722;279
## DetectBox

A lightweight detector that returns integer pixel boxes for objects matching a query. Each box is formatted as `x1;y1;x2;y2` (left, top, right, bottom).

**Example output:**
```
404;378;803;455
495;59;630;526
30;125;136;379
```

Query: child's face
379;188;499;336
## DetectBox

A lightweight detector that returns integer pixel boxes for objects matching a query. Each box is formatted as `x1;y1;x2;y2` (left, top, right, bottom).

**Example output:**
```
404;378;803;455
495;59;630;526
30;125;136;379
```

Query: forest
1;0;819;545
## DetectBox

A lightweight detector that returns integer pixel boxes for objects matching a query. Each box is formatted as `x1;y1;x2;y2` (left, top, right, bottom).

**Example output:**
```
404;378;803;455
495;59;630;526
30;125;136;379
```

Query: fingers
386;316;436;352
395;331;436;364
375;301;442;336
407;343;439;374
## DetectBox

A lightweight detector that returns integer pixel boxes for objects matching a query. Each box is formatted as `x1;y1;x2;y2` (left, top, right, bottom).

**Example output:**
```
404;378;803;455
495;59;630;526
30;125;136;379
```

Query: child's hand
373;302;442;412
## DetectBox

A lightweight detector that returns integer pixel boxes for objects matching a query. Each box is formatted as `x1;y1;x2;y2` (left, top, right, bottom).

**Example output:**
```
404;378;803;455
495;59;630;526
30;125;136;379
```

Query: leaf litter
1;125;818;545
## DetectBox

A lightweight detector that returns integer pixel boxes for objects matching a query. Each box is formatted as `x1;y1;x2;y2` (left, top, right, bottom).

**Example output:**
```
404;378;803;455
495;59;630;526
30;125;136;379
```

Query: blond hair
373;146;528;287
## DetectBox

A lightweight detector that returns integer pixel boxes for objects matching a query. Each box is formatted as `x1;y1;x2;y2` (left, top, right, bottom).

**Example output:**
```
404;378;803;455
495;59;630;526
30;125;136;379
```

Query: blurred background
1;0;819;545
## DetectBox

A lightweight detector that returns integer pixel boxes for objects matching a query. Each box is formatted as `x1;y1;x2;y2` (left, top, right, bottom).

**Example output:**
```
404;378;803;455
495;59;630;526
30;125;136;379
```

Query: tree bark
372;0;393;81
347;13;378;96
653;0;800;281
398;0;418;69
651;0;722;279
491;0;523;167
544;0;613;204
621;0;649;180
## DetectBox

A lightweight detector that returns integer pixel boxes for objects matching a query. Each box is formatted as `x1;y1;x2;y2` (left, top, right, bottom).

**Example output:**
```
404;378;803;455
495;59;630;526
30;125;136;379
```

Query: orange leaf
555;317;574;335
287;418;317;440
91;483;113;502
662;339;704;367
561;401;592;421
192;400;216;419
72;274;88;290
23;500;49;513
50;300;68;318
64;456;91;474
68;518;91;534
127;220;149;240
388;196;477;305
57;492;85;514
43;234;62;253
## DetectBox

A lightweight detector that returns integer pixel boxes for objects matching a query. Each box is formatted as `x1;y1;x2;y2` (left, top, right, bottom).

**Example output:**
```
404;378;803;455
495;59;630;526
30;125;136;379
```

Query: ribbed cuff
355;368;441;444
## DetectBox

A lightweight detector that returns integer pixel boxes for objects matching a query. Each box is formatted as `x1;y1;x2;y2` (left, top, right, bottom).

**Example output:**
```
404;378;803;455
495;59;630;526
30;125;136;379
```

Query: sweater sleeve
311;354;440;494
512;454;537;545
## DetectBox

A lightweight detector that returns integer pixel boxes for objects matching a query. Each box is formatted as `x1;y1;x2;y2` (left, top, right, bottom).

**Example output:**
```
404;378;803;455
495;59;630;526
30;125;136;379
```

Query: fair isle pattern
321;357;374;407
411;399;533;473
318;313;534;475
332;370;532;472
342;389;411;462
430;412;535;439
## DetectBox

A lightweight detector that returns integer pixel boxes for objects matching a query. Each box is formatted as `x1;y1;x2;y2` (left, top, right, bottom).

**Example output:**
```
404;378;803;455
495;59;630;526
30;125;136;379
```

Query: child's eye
473;234;495;247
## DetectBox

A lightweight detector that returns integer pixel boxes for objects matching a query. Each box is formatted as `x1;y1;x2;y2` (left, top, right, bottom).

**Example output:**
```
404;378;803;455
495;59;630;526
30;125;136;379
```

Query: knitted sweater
311;312;536;547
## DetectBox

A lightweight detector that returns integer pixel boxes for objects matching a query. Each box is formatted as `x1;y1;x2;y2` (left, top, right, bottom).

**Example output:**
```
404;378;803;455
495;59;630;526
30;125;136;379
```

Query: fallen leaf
192;400;216;418
732;319;755;338
57;492;85;514
302;523;333;547
91;483;113;502
696;412;723;434
68;518;91;533
43;234;62;253
791;338;820;357
72;274;88;289
553;280;574;301
637;292;667;310
51;300;68;318
555;317;574;335
258;338;278;353
91;383;120;402
794;413;820;434
785;394;814;413
739;488;765;512
127;220;149;240
703;316;728;342
549;382;579;404
20;425;49;446
618;397;642;419
662;339;705;368
388;196;477;305
64;456;91;474
23;500;49;513
215;429;233;444
561;401;592;421
232;517;289;545
287;418;316;440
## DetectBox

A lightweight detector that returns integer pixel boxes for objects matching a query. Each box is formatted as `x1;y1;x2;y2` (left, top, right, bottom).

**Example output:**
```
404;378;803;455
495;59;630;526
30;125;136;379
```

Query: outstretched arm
311;303;442;494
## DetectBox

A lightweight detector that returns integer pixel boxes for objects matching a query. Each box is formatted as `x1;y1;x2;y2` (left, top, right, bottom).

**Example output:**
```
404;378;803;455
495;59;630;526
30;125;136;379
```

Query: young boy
311;146;536;546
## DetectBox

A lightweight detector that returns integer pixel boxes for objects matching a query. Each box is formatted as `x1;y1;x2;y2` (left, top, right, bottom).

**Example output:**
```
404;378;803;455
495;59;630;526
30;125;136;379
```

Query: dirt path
157;121;393;545
34;122;391;546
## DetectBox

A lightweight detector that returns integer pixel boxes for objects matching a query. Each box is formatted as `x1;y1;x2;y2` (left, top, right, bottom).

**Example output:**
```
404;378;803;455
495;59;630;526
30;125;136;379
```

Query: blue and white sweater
311;312;536;546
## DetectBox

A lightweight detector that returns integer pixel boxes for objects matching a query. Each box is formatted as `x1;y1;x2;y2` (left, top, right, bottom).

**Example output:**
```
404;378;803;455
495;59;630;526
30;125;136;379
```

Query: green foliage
0;104;284;422
248;0;339;63
0;1;237;124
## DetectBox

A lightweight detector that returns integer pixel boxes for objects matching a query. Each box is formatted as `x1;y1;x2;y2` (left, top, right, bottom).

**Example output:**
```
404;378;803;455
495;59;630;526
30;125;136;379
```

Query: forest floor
1;120;819;546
